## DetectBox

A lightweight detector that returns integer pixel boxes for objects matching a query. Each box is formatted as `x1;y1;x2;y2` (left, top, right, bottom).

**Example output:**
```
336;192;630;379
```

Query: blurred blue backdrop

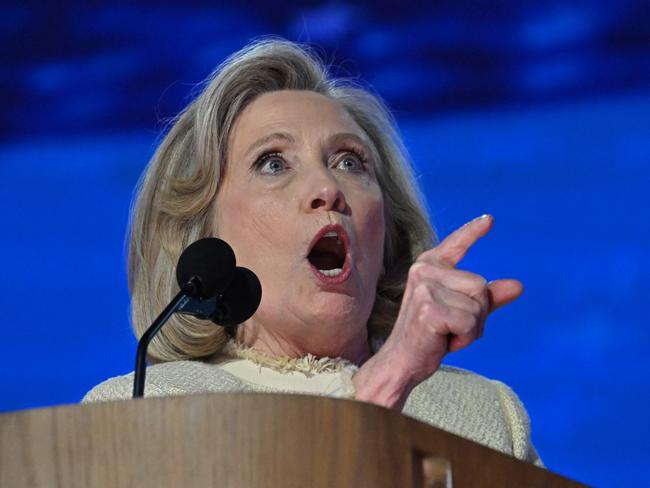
2;2;649;486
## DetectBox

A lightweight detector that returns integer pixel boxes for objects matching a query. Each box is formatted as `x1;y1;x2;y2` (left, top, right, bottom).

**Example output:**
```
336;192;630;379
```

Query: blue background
2;2;649;486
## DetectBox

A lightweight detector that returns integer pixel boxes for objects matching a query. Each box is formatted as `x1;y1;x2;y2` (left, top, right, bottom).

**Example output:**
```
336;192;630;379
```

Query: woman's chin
309;293;363;321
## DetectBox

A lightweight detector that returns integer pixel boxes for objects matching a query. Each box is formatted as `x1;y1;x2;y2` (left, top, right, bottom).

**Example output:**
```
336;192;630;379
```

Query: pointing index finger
428;214;494;267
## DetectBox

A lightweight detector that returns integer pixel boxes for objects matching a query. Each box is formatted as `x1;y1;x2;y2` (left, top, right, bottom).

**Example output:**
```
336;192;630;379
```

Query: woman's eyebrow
327;132;372;149
245;132;295;158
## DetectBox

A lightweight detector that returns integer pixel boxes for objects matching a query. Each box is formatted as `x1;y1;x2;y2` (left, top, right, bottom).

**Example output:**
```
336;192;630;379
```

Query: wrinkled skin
353;214;523;409
215;90;385;362
214;89;523;410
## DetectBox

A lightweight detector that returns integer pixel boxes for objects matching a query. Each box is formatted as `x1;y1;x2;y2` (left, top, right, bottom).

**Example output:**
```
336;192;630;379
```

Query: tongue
309;251;342;270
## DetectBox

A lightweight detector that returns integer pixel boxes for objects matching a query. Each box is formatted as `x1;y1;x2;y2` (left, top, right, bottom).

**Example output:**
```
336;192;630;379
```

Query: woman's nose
302;169;349;214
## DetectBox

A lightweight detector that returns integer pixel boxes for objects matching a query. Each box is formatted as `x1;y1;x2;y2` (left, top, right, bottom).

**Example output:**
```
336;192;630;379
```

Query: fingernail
464;214;491;227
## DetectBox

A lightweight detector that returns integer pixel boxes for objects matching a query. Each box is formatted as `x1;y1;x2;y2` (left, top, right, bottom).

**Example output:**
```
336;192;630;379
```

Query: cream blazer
84;357;542;467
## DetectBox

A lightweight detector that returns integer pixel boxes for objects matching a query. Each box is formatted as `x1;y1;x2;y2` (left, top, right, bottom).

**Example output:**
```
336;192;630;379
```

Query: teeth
318;268;343;277
322;230;342;244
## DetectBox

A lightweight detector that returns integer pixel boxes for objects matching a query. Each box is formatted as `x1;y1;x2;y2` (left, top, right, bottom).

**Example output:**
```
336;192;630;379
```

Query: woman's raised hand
353;214;523;410
385;214;523;383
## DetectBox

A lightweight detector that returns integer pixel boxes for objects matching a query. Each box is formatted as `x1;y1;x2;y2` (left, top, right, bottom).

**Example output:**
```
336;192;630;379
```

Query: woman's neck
234;322;373;366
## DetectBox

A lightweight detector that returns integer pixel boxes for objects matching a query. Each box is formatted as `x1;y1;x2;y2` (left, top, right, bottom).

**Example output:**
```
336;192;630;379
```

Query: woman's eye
336;153;365;172
255;153;287;175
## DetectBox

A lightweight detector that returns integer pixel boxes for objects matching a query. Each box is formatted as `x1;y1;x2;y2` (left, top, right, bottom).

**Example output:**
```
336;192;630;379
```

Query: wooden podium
0;393;584;487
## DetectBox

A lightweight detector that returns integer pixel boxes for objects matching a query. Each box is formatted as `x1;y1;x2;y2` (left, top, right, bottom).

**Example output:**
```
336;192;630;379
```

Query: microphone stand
132;279;198;398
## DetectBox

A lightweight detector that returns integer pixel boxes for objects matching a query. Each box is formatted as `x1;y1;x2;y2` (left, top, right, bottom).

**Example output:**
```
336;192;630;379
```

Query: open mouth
307;225;351;281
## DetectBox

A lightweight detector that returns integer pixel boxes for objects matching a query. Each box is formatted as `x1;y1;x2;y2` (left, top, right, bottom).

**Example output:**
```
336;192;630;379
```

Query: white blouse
215;340;358;398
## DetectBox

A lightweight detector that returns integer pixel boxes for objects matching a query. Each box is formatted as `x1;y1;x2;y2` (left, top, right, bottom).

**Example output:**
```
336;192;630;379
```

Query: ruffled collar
222;340;356;376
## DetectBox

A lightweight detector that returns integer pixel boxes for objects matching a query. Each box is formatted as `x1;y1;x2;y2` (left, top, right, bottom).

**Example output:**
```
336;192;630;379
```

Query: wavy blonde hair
129;38;436;362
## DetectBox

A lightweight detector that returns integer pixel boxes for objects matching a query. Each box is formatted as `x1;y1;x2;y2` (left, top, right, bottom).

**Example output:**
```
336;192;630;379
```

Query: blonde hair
128;38;436;362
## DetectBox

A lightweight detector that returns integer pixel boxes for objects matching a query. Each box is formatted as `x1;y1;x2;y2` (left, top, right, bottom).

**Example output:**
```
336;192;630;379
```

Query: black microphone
177;266;262;326
176;238;236;298
133;237;251;398
212;266;262;326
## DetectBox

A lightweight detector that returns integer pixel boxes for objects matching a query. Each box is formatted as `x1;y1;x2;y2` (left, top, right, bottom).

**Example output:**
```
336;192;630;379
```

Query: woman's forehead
229;90;370;153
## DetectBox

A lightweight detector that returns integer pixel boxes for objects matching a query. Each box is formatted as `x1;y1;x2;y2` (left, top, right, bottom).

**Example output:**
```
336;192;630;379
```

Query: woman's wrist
352;344;419;411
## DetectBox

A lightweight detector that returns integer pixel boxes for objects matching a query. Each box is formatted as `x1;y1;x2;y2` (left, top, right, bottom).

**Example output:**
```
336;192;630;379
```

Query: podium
0;393;584;487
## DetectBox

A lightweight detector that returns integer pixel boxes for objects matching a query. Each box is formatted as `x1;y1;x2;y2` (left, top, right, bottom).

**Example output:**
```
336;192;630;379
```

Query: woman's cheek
353;195;385;284
217;193;285;269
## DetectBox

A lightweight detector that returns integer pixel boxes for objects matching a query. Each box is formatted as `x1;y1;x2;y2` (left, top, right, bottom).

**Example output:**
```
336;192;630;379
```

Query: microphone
176;238;236;298
212;266;262;326
133;238;261;398
177;266;262;326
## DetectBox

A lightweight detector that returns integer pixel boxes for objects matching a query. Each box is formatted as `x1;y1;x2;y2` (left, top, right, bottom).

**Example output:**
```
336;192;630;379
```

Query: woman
84;38;541;465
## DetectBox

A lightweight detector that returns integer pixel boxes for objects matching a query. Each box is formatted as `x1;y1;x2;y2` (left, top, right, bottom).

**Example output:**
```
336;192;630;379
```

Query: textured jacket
84;360;542;466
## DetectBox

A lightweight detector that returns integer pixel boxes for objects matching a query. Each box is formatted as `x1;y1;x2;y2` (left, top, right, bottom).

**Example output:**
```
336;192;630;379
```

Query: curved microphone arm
130;239;260;399
132;280;199;398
